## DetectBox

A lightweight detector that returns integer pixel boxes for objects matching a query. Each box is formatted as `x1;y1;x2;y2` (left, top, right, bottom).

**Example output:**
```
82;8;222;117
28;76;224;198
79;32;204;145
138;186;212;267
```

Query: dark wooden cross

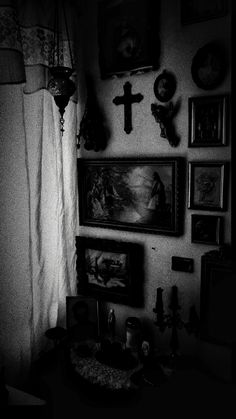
113;81;143;134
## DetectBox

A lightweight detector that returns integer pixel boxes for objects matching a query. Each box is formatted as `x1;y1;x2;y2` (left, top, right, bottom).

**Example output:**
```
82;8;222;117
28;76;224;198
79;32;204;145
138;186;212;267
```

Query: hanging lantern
47;0;76;135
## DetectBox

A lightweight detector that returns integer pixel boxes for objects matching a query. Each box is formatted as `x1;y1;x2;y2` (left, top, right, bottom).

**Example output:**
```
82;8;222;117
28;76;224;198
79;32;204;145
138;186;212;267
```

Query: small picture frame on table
66;295;99;342
188;95;228;147
188;161;228;211
191;214;223;245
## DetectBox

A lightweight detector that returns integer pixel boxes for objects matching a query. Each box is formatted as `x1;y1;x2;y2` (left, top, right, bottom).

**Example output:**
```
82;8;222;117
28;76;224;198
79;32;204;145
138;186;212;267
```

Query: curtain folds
0;0;79;381
23;91;78;358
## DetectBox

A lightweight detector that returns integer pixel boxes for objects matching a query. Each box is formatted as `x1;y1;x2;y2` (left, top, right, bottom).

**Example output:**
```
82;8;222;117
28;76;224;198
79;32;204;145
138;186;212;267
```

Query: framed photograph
191;214;223;245
188;161;228;211
191;42;227;91
66;295;99;342
77;157;185;236
153;70;177;103
200;251;235;345
188;95;228;147
97;0;160;79
181;0;228;25
76;236;143;306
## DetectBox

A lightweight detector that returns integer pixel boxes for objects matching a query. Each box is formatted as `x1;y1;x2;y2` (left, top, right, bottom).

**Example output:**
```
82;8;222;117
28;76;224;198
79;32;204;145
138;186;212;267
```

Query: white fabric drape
23;90;78;358
0;0;80;382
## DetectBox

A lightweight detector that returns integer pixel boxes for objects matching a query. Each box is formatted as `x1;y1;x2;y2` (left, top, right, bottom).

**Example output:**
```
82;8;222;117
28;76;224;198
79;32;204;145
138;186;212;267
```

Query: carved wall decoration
151;100;181;147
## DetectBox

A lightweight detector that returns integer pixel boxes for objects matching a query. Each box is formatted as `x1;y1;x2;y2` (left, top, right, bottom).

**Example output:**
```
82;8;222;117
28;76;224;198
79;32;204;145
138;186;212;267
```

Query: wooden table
30;344;236;413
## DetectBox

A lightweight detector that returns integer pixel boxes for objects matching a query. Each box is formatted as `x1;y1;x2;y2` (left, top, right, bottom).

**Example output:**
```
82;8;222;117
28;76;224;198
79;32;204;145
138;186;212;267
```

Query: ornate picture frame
153;70;177;103
191;214;223;245
76;236;143;306
188;161;228;211
77;157;185;236
188;95;228;147
97;0;160;79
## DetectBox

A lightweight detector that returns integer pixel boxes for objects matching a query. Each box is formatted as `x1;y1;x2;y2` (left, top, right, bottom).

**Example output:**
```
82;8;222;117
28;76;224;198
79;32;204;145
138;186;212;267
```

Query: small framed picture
188;95;228;147
191;214;223;245
66;295;99;342
153;70;176;103
76;236;143;306
181;0;228;25
188;161;228;211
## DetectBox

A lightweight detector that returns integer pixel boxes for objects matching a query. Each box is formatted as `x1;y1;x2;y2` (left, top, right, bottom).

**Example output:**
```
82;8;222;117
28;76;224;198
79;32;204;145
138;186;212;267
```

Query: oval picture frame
191;42;226;90
153;70;176;102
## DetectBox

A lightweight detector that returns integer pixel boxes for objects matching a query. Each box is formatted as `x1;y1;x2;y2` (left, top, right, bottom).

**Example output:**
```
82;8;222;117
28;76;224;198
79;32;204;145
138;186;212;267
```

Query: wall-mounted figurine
113;81;143;134
153;70;176;102
151;100;181;147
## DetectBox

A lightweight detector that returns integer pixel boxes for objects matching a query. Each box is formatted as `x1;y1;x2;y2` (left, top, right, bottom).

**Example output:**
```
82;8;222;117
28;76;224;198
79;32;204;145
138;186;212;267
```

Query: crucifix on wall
113;82;143;134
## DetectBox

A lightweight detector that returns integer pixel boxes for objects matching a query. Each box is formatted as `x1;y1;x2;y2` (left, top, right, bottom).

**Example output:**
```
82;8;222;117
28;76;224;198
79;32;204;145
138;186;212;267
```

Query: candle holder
153;286;199;364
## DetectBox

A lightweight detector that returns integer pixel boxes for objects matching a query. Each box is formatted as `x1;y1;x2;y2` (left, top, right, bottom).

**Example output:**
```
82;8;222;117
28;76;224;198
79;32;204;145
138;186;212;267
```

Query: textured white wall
77;0;231;354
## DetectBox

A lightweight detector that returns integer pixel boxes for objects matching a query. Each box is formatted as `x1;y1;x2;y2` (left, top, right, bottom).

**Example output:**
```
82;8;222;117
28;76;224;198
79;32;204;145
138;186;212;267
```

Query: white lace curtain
0;0;78;93
0;0;80;385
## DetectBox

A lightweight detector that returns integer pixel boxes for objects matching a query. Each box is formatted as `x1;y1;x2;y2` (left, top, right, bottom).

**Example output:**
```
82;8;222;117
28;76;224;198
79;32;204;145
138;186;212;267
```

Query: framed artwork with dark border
191;214;223;245
66;295;99;342
188;161;228;211
97;0;160;79
200;251;235;345
77;157;185;236
76;236;143;306
181;0;228;25
188;95;228;147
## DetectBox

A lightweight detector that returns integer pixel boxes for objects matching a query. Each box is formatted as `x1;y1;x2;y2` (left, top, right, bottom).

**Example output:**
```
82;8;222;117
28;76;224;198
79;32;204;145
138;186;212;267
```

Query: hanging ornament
48;66;75;134
47;0;76;135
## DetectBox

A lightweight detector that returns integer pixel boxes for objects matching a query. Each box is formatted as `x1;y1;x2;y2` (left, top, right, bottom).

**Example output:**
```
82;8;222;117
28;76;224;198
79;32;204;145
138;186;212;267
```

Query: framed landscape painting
76;236;143;306
77;157;185;236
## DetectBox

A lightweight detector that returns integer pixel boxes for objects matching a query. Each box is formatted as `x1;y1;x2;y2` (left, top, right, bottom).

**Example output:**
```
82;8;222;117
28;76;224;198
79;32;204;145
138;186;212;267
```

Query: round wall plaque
153;70;177;102
191;42;226;90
